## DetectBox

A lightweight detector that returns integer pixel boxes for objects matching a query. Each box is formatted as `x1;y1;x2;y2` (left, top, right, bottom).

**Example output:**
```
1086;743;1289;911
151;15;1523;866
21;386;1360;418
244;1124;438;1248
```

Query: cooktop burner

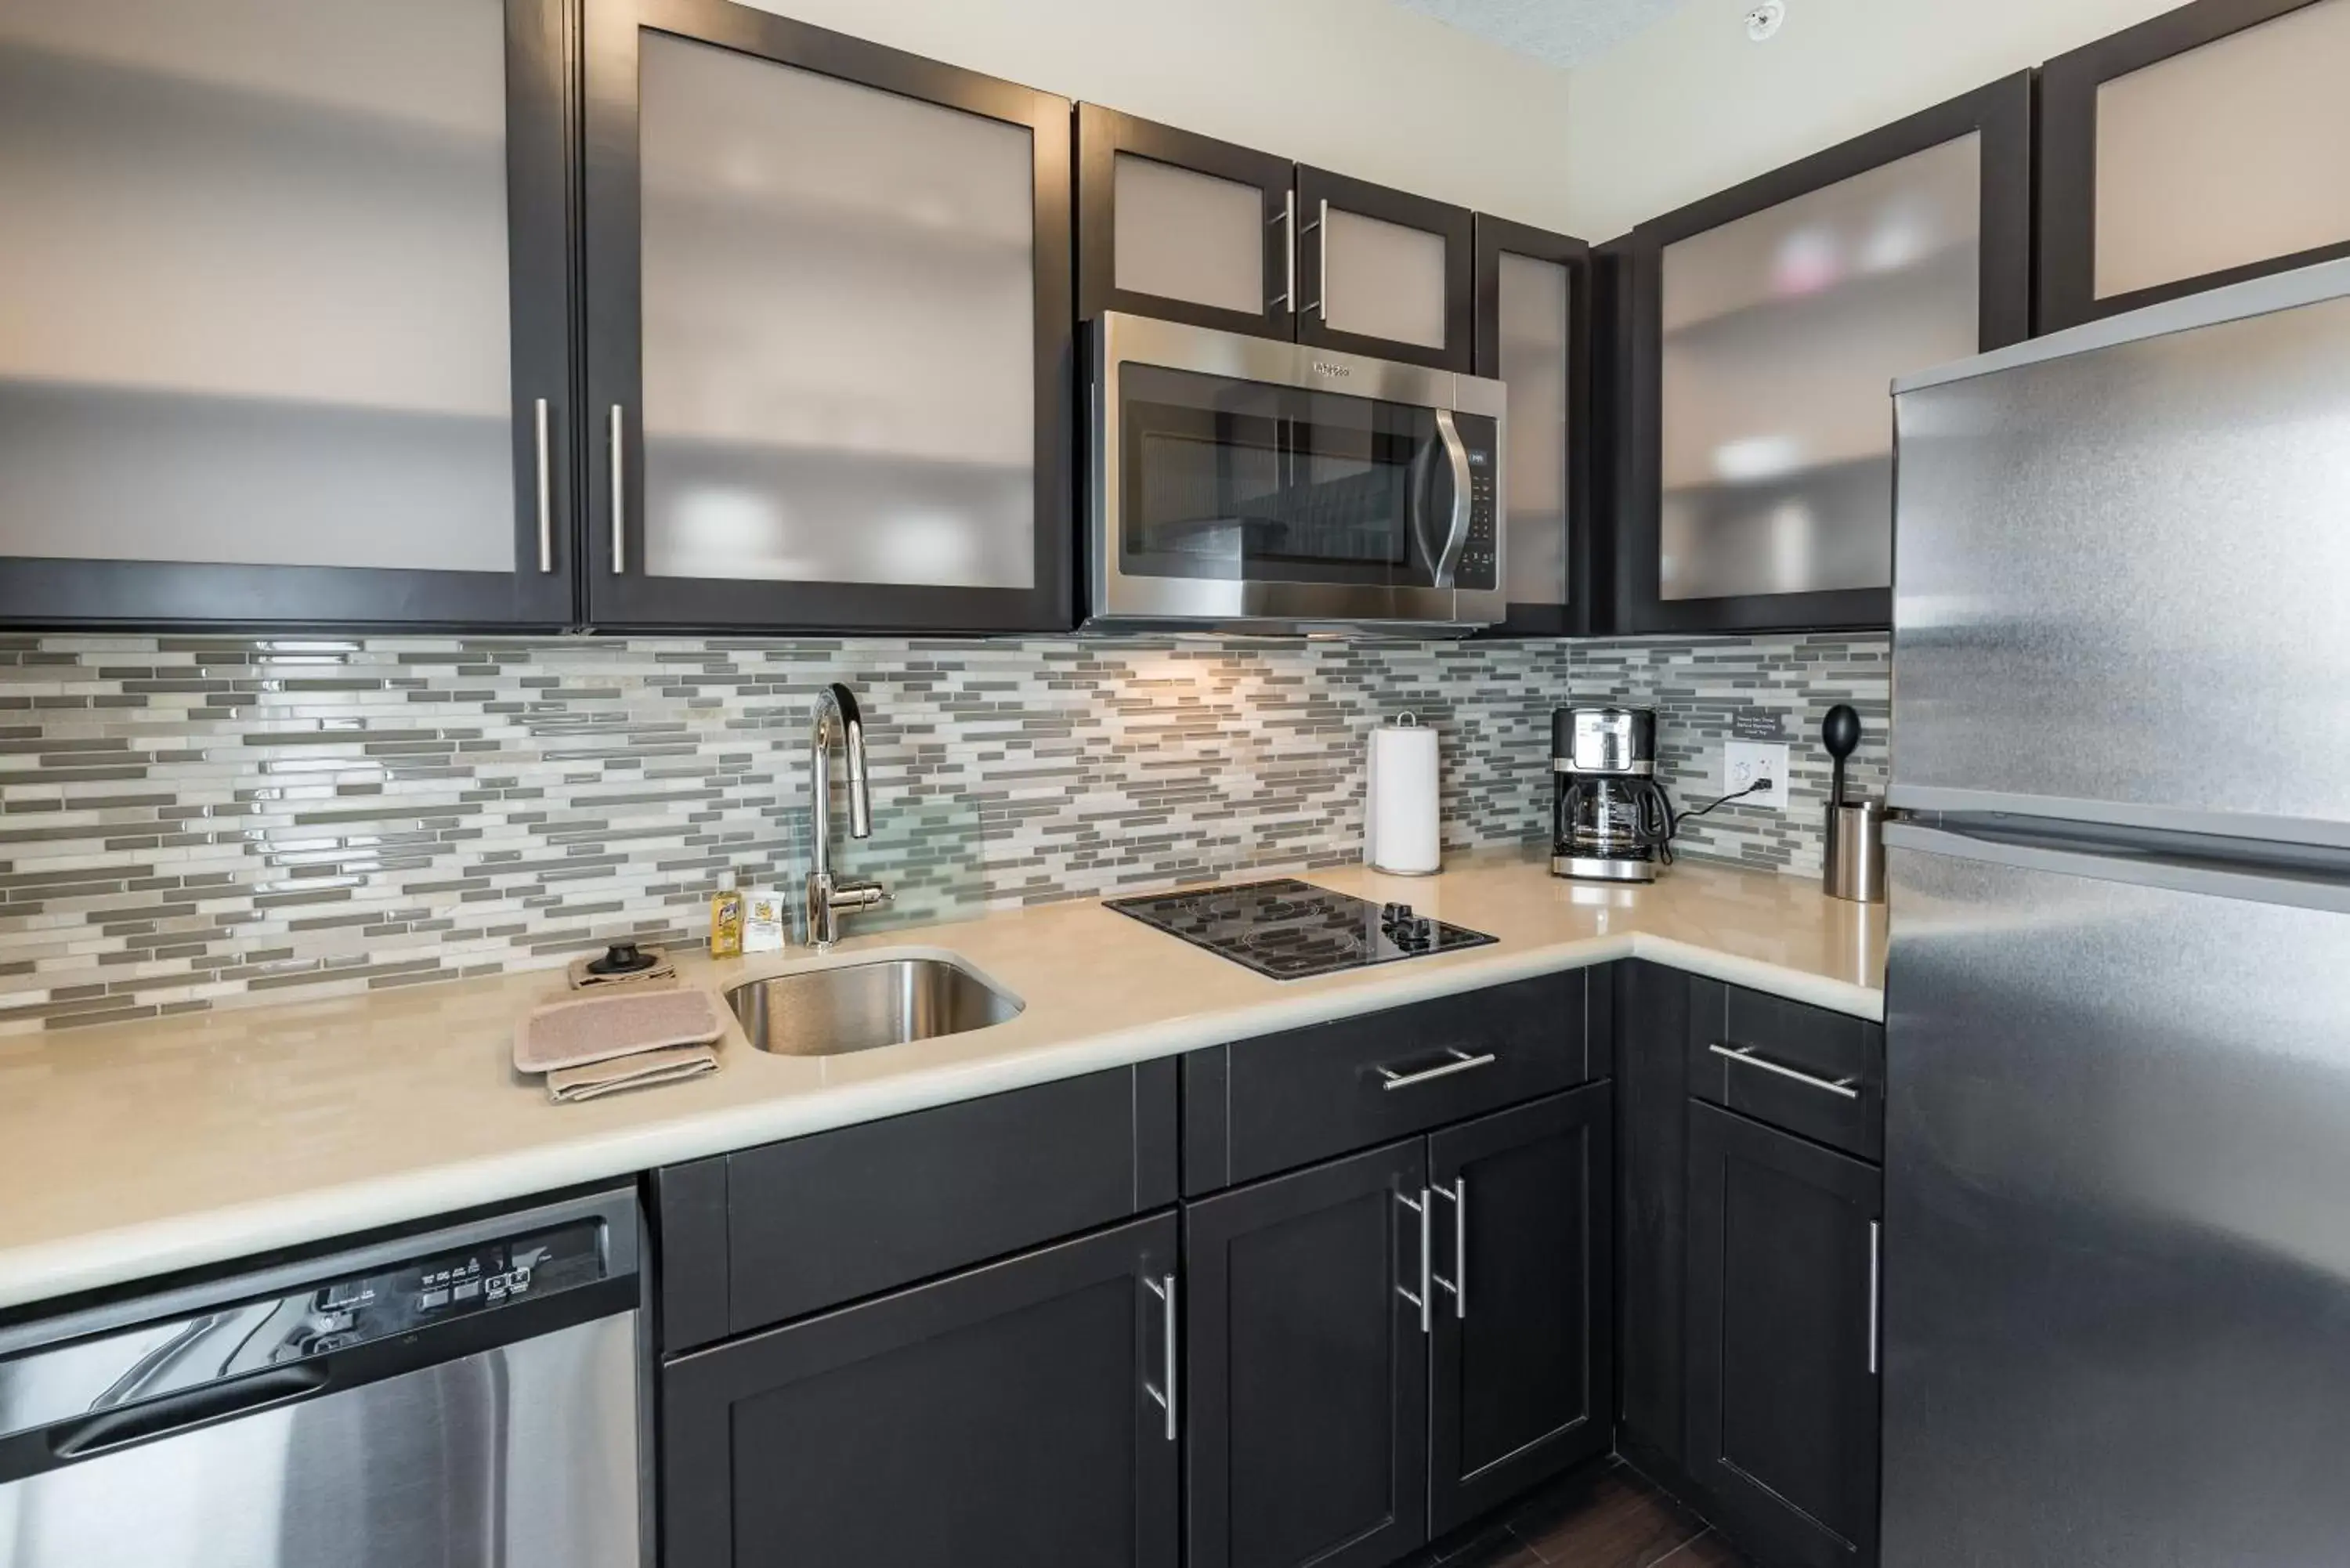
1105;878;1495;980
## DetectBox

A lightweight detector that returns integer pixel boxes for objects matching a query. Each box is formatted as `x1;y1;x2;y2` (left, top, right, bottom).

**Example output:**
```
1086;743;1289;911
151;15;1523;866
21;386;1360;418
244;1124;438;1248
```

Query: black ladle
1822;705;1862;810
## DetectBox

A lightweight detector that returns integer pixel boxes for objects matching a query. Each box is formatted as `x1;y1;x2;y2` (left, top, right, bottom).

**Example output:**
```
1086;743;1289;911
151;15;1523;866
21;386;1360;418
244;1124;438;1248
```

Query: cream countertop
0;850;1882;1313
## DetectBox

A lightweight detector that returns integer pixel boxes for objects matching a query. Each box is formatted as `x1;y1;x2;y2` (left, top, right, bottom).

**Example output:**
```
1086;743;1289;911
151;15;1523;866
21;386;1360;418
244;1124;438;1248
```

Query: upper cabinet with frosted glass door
2038;0;2350;331
1474;217;1592;637
0;0;576;628
1077;107;1476;372
582;0;1073;633
1603;74;2031;634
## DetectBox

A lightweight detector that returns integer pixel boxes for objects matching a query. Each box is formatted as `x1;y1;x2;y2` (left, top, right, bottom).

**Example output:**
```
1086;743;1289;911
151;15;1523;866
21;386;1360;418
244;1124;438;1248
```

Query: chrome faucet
805;682;890;950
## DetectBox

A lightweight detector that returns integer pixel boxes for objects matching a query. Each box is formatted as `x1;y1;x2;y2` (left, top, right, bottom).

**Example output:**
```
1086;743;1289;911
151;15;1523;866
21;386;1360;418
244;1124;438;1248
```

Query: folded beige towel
545;1045;718;1104
515;988;724;1075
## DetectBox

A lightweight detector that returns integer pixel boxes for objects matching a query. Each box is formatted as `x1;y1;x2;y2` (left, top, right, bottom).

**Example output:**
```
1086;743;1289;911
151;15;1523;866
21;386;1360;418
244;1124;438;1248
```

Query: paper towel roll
1365;715;1441;875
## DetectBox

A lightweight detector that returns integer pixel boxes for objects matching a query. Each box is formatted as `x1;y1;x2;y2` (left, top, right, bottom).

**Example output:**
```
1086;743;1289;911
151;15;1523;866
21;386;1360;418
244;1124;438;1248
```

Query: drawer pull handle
1708;1042;1860;1100
1376;1048;1496;1091
1395;1188;1432;1334
1143;1273;1177;1441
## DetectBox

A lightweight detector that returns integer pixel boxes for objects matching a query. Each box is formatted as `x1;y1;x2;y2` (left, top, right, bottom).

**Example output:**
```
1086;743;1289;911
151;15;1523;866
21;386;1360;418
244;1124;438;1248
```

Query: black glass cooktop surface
1105;878;1496;980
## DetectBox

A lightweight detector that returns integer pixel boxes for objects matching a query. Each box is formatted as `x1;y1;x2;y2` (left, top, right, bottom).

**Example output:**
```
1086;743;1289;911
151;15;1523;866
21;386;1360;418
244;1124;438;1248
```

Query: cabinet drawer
1182;970;1598;1195
1685;979;1882;1161
655;1059;1179;1350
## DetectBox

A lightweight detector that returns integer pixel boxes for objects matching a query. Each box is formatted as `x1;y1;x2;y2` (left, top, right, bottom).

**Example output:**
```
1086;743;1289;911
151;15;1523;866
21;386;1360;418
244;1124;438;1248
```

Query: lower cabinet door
1186;1140;1430;1568
662;1212;1181;1568
1685;1102;1882;1568
1428;1085;1615;1535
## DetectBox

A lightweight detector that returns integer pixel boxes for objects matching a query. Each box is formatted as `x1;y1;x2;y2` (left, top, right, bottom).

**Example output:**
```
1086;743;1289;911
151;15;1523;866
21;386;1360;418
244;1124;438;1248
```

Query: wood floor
1401;1458;1749;1568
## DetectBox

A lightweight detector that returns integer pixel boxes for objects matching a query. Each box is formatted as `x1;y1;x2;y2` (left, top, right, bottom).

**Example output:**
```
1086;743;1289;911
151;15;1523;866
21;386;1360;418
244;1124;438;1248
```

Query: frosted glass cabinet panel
0;0;575;627
1473;215;1589;635
1658;135;1982;602
1076;110;1477;371
1324;210;1451;351
1614;73;2032;634
1113;154;1266;317
1076;104;1292;341
1298;166;1475;373
1499;254;1570;609
2040;0;2350;330
585;2;1074;632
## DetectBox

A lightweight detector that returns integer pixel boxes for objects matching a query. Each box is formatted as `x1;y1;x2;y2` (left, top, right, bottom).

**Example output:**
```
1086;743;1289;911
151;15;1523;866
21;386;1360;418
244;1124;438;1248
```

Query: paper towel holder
1367;711;1443;877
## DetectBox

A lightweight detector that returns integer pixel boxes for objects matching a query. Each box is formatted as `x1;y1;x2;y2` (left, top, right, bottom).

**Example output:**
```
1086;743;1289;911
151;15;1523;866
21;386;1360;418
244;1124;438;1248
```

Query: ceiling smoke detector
1746;1;1786;42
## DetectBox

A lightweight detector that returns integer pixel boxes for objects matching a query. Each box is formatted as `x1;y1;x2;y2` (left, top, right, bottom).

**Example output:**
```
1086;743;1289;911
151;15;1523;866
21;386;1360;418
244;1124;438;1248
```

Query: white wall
744;0;1582;234
1564;0;2182;240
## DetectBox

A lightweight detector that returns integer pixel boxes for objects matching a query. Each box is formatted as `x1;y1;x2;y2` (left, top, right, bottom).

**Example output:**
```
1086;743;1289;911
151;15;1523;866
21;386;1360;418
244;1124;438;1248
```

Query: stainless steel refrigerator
1881;256;2350;1566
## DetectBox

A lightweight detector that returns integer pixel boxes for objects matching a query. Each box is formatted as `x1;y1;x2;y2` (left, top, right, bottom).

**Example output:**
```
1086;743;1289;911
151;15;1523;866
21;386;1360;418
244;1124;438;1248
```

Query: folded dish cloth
545;1045;718;1104
516;988;724;1104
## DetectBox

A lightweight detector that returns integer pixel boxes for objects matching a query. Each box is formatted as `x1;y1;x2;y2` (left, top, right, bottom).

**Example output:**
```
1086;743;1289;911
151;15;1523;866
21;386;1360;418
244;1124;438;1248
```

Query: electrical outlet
1723;741;1789;811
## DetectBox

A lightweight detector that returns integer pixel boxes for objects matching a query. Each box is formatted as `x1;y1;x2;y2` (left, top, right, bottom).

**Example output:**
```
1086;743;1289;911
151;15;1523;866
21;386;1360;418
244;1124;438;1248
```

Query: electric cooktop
1105;878;1496;980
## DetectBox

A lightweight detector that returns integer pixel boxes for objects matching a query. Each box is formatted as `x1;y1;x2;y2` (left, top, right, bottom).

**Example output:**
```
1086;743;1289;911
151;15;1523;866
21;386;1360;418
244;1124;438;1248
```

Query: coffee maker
1552;706;1676;882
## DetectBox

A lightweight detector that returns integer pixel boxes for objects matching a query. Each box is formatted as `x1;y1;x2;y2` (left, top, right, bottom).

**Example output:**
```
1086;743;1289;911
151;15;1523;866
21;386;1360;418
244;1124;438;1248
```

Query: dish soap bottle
707;870;744;959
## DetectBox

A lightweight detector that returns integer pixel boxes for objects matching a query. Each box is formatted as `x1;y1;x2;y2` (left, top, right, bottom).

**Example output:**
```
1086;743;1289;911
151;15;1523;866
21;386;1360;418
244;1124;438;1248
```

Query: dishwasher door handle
49;1364;330;1460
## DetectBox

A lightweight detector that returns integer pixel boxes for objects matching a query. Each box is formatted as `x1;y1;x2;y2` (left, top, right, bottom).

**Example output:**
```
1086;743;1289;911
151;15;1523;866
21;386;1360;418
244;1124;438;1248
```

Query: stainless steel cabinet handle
1143;1273;1177;1441
1433;1178;1467;1320
1708;1042;1860;1100
1300;197;1329;320
1271;188;1296;313
1377;1047;1496;1091
607;403;627;575
532;398;554;573
1315;197;1330;321
1867;1219;1881;1376
1395;1188;1431;1333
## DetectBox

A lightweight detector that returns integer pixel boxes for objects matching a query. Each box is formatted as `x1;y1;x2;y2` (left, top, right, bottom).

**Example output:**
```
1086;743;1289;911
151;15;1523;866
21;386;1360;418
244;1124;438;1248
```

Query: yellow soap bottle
708;870;744;959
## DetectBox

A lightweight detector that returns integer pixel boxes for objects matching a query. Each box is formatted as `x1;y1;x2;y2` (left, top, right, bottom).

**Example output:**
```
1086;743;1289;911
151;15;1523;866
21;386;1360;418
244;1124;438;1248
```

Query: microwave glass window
1119;366;1445;585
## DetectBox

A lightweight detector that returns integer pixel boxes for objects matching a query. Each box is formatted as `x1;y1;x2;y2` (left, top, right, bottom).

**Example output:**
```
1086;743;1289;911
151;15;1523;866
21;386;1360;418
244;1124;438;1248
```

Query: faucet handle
833;878;890;912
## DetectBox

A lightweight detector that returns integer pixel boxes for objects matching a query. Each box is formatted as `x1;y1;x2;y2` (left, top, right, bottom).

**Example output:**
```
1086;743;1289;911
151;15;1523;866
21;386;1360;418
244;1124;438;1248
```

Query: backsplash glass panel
0;633;1885;1032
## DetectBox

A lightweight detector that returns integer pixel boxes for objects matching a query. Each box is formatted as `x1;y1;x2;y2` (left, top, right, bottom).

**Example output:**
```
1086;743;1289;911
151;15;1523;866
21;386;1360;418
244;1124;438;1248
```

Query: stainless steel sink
725;956;1023;1056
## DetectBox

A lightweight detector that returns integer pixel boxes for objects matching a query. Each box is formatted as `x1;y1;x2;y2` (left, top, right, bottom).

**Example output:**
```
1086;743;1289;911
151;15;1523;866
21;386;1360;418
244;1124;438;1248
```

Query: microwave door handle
1430;410;1471;589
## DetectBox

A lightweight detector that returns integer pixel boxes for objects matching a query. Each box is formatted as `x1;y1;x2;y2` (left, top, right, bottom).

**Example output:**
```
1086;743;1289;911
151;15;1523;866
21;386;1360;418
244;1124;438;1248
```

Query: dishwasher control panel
288;1217;607;1358
0;1197;631;1448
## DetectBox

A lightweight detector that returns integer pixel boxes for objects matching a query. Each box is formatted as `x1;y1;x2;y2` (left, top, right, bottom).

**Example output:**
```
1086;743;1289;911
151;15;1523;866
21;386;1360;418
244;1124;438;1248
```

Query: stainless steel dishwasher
0;1186;643;1567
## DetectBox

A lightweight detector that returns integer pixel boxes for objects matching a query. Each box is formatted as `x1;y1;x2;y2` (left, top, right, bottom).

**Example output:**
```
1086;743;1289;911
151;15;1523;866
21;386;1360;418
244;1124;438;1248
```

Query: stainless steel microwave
1085;313;1507;635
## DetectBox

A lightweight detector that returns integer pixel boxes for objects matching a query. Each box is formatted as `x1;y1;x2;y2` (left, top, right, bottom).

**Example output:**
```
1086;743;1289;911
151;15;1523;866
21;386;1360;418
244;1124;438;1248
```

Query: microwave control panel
1454;413;1499;591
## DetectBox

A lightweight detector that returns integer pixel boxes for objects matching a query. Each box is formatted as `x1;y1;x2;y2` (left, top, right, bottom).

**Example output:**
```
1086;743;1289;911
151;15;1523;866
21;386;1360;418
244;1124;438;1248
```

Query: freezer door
1882;828;2350;1567
1890;275;2350;847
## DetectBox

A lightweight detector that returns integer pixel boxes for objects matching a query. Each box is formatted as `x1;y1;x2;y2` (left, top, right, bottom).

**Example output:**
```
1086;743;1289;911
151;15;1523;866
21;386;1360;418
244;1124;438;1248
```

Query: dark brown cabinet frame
1076;104;1297;339
1684;1101;1883;1568
0;0;581;632
2037;0;2350;332
663;1212;1181;1568
1184;1138;1433;1568
1601;71;2034;636
580;0;1076;634
1473;215;1598;637
1428;1085;1615;1534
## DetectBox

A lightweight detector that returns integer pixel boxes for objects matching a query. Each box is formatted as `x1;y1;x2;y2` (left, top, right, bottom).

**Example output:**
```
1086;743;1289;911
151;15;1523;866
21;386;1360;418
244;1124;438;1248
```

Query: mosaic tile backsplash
0;633;1886;1033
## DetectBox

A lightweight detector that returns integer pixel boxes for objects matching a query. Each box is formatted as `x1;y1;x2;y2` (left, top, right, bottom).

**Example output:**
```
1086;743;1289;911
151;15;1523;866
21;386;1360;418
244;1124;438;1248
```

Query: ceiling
1386;0;1690;69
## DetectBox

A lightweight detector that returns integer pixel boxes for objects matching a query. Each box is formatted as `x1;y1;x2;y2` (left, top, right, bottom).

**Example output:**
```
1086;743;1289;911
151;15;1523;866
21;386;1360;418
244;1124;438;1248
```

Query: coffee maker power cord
1673;775;1774;829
